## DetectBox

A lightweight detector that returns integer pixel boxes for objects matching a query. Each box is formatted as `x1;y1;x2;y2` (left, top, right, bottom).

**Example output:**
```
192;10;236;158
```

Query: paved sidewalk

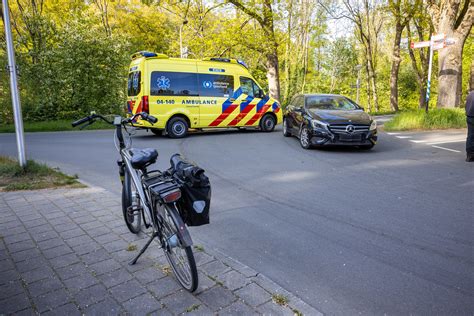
0;187;321;315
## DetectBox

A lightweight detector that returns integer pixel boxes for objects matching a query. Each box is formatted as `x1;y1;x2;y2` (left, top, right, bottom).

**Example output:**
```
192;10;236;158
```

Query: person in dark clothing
466;90;474;162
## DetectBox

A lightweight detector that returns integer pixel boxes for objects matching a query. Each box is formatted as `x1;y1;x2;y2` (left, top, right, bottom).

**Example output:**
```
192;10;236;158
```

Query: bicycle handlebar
71;112;157;128
140;112;158;124
71;115;93;127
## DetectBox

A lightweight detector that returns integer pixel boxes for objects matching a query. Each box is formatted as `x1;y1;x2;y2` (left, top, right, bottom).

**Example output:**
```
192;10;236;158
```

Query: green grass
193;244;204;252
272;294;289;306
126;244;137;252
185;304;200;313
0;120;113;133
0;156;84;191
384;109;466;131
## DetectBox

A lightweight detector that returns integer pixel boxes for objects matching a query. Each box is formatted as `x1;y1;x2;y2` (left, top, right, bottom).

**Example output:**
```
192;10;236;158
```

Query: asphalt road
1;126;473;315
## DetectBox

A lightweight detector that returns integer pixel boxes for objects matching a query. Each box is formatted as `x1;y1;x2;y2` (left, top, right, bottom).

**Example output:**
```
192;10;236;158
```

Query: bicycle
72;112;202;292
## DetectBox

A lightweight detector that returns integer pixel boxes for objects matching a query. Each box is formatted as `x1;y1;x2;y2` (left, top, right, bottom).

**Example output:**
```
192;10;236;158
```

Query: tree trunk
365;58;372;112
390;23;403;112
266;47;281;102
436;40;463;108
283;0;293;104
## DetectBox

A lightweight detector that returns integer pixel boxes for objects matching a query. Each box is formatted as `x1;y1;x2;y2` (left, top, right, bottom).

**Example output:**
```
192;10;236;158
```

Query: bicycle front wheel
160;204;198;292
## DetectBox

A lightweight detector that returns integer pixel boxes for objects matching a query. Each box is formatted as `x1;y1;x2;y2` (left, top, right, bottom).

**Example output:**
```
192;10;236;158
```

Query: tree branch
226;0;264;26
454;1;473;39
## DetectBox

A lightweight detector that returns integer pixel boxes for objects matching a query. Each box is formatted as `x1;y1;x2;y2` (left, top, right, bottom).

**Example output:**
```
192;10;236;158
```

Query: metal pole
2;0;27;167
179;24;183;58
425;37;434;113
179;19;188;59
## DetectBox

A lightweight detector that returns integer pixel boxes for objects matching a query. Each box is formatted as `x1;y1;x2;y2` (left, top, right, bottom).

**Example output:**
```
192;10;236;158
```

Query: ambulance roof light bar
204;57;249;68
131;51;169;60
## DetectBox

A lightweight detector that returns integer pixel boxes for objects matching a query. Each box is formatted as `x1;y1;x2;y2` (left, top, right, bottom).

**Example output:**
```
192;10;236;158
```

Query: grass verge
384;109;466;131
0;120;113;133
0;156;85;191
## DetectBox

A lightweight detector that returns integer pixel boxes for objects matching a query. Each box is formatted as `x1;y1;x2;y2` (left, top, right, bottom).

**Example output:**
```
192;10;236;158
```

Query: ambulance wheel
167;117;188;138
260;114;276;132
151;129;163;136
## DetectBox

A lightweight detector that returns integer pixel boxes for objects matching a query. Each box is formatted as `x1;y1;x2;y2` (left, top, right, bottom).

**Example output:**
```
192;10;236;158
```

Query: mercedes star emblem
346;125;355;133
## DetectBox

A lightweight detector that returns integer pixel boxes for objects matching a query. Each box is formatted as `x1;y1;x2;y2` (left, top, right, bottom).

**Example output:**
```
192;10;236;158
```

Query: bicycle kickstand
129;232;158;265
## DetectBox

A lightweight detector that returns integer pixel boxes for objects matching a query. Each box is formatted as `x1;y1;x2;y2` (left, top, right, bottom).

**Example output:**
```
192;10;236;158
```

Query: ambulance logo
157;76;170;90
203;81;213;89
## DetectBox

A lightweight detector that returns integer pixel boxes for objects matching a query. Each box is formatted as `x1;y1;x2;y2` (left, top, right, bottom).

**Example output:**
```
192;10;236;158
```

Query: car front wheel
299;126;312;149
283;118;291;137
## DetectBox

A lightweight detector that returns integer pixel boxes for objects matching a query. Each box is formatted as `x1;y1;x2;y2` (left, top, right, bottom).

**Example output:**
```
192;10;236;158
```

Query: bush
384;109;466;131
1;16;130;124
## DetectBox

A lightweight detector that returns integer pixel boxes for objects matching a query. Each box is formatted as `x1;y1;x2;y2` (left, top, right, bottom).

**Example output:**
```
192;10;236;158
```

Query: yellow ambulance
126;51;282;138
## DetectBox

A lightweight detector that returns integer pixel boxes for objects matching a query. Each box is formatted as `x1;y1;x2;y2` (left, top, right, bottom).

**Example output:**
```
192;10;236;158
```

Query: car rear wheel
299;126;312;149
167;117;188;138
260;114;276;132
283;118;291;137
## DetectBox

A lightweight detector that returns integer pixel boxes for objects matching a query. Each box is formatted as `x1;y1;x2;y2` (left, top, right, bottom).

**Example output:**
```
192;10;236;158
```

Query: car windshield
306;96;359;111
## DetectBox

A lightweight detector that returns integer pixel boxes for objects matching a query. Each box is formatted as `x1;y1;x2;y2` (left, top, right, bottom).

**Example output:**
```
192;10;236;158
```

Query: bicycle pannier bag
170;154;211;226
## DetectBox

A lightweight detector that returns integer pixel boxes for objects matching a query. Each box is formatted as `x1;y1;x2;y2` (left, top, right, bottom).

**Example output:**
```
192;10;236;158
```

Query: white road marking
426;139;465;145
386;132;401;135
431;145;461;153
410;140;426;143
396;136;413;139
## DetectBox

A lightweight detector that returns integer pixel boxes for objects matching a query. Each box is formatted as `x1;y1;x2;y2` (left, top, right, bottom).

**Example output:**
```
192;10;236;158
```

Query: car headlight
370;120;377;131
311;120;328;130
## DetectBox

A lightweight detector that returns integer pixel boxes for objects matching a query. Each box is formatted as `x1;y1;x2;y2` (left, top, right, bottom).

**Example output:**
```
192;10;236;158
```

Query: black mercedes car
283;94;377;149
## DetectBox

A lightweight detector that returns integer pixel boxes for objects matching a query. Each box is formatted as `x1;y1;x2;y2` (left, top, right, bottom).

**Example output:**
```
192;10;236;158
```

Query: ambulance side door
197;66;235;127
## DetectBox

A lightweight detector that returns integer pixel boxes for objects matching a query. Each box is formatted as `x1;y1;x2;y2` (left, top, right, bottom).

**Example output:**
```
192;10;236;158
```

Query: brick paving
0;187;322;315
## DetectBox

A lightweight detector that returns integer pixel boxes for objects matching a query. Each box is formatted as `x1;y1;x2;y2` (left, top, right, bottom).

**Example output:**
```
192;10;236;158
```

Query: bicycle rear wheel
160;204;198;292
122;169;142;234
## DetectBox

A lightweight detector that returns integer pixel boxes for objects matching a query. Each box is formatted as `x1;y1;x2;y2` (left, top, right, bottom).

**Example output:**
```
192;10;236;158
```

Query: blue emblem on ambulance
157;76;170;89
203;81;213;89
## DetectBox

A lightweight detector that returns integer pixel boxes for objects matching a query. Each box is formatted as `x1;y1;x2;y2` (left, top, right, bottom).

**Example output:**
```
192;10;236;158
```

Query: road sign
431;33;446;42
445;38;457;45
432;42;446;50
411;41;430;49
401;38;409;49
410;33;454;112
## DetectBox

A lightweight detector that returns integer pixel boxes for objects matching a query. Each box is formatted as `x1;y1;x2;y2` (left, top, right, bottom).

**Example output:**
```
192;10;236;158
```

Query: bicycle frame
113;117;193;248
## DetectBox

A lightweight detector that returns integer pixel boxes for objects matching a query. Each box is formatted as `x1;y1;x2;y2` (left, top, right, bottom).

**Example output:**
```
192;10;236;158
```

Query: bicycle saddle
129;148;158;169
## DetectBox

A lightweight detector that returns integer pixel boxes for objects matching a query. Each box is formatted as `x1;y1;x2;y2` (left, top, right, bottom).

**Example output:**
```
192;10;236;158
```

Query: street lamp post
179;20;188;58
2;0;27;167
